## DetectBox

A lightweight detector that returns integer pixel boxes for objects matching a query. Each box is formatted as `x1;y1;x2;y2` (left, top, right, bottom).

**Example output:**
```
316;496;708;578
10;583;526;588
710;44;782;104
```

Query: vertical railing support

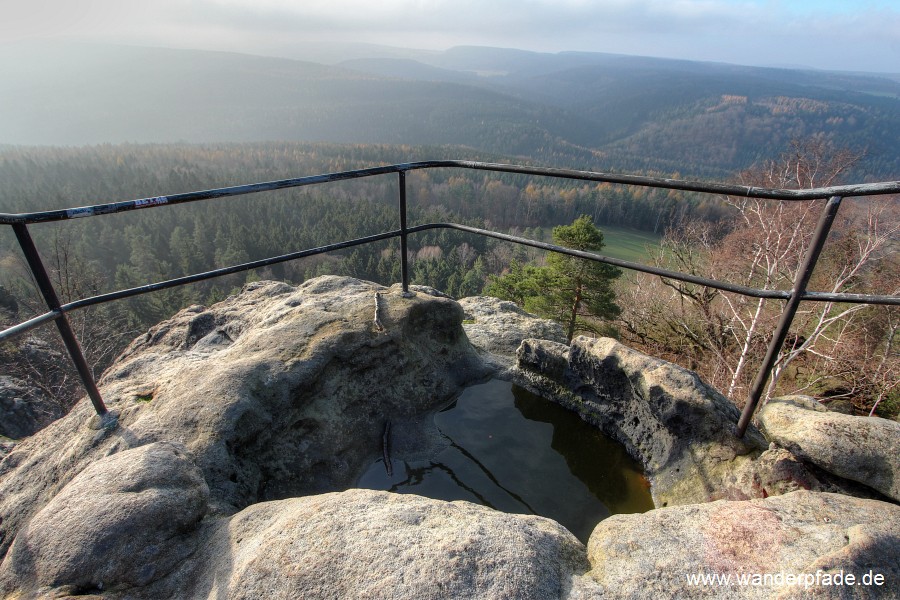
11;223;111;420
398;170;413;296
736;196;843;437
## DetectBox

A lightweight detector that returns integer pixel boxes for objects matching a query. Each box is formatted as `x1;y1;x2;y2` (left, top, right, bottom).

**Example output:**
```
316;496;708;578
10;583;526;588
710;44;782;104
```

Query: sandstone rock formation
514;336;900;508
0;375;62;440
147;488;589;600
585;490;900;599
1;282;897;599
759;396;900;502
4;440;897;599
0;276;488;560
458;296;567;367
0;376;40;440
516;336;779;506
0;442;207;596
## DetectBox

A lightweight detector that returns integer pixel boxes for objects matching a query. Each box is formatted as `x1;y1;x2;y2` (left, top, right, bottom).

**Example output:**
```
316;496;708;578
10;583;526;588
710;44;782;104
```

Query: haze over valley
2;40;899;178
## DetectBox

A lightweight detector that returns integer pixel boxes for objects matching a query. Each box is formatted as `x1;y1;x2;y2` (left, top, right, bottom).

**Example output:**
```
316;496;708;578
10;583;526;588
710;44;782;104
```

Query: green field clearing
596;226;661;262
521;224;661;263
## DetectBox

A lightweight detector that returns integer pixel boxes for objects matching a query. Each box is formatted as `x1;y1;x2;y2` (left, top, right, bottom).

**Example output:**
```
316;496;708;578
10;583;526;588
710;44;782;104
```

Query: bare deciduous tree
618;137;899;415
1;228;136;414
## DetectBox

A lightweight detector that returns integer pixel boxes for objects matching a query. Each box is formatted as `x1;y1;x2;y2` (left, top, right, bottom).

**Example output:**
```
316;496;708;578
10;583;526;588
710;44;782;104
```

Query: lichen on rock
586;491;900;599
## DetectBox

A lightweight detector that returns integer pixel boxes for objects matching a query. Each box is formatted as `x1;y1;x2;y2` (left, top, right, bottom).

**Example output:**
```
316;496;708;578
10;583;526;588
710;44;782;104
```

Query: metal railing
1;160;898;437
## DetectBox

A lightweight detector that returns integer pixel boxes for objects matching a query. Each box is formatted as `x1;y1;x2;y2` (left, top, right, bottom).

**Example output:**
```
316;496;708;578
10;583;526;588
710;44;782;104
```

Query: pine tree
535;216;622;341
485;215;621;341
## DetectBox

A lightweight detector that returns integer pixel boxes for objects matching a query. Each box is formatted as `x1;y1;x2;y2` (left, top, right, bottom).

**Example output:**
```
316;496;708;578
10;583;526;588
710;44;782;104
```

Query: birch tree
620;137;899;414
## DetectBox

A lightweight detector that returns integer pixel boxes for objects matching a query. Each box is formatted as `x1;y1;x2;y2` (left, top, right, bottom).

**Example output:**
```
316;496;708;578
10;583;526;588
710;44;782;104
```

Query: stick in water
382;420;393;476
373;292;385;332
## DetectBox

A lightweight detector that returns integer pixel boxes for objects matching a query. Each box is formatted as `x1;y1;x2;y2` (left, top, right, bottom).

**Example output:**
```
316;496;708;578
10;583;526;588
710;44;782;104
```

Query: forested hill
2;41;899;179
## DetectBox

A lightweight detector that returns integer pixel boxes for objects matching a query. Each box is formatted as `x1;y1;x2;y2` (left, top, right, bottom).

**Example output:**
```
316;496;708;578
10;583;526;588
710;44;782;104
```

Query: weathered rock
458;296;566;368
0;437;13;460
819;397;856;415
0;276;488;560
3;288;897;599
724;445;823;499
759;396;900;502
0;333;74;437
585;490;900;599
0;285;17;317
516;338;571;383
0;375;62;440
146;488;588;600
517;336;770;507
0;442;208;596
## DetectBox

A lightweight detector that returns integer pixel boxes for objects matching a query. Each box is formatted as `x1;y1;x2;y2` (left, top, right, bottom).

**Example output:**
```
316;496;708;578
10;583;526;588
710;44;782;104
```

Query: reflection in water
357;379;653;543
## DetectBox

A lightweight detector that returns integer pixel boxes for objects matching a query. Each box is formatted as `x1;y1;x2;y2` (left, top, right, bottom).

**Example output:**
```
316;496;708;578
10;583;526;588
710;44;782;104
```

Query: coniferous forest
0;141;712;323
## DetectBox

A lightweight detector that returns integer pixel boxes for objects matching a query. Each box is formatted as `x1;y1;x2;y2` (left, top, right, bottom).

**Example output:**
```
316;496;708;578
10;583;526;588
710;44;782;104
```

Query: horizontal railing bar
416;223;900;305
801;291;900;305
2;161;898;225
61;229;404;312
0;164;409;225
414;223;900;305
0;309;63;341
2;158;895;432
410;161;900;201
0;230;395;341
4;222;897;345
410;223;791;300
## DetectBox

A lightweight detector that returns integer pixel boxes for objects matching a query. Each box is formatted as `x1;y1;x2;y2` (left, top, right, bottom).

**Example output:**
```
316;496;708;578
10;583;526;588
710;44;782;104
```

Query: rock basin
357;378;654;543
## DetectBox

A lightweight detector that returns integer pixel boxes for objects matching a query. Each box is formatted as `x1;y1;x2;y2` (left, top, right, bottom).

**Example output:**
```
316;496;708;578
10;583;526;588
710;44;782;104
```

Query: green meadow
597;226;661;263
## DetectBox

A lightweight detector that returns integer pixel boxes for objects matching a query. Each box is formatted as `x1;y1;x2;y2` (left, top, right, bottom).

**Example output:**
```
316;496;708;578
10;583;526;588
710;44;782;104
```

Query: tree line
0;141;722;330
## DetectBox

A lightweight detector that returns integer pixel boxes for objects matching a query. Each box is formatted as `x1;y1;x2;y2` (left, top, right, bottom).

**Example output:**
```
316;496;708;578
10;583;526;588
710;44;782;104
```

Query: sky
2;0;899;72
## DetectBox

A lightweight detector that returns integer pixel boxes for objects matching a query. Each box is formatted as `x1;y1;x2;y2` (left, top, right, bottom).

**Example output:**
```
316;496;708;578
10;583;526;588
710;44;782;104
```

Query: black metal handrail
1;160;899;436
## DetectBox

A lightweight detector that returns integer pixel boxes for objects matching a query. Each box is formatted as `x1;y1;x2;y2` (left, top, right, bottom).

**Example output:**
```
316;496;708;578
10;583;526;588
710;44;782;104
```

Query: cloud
2;0;897;72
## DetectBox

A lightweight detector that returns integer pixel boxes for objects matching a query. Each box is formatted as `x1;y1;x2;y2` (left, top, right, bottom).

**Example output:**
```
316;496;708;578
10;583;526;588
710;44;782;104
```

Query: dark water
357;379;654;543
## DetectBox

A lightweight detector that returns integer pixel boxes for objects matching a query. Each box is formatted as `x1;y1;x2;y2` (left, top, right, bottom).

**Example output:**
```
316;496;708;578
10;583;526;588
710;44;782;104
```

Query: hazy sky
3;0;899;72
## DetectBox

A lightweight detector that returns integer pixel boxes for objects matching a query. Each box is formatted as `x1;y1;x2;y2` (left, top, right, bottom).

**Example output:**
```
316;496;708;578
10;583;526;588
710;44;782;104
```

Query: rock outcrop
458;296;567;367
5;440;897;599
0;375;62;440
585;490;900;599
0;331;76;439
148;488;589;600
0;276;488;559
759;396;900;502
1;283;897;599
0;442;208;596
516;336;779;506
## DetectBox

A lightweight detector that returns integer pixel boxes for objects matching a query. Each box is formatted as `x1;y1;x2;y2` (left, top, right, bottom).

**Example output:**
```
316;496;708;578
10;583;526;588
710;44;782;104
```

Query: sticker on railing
134;196;169;208
65;207;95;219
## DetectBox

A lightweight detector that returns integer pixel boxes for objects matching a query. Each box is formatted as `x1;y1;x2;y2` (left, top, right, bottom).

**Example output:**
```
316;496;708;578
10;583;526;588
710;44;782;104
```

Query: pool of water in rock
357;378;654;543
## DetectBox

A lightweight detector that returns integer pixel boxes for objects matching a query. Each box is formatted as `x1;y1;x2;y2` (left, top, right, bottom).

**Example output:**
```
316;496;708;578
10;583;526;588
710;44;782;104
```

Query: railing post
11;223;112;423
735;196;843;437
398;170;413;296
